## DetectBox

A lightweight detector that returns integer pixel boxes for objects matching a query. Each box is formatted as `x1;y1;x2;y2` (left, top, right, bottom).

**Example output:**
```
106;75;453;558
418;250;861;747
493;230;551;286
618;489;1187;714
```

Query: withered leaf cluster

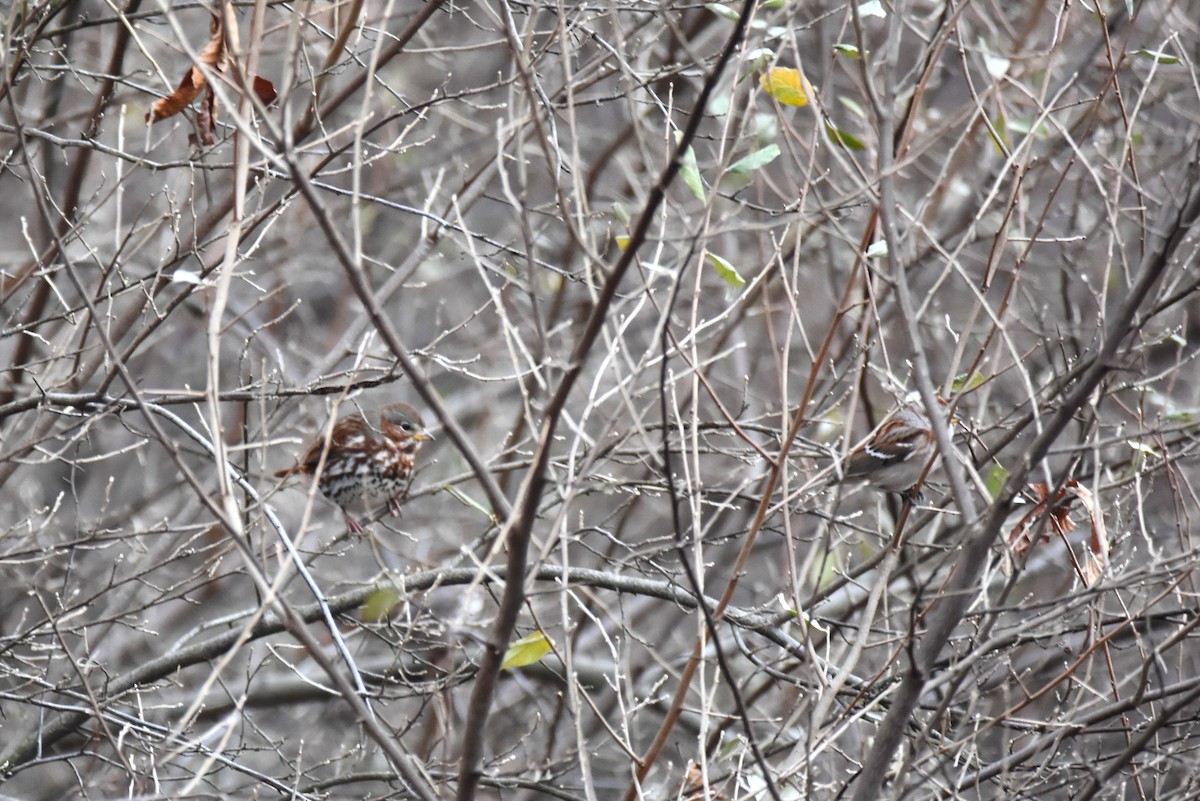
146;13;275;145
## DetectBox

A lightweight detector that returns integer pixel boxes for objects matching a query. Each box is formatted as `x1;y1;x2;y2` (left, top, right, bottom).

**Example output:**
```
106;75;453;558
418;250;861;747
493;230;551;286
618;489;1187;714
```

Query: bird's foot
388;494;404;518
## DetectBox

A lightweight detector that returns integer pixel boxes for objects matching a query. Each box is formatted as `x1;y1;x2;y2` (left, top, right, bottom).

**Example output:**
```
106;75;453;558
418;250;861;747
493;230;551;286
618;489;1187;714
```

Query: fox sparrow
836;392;954;502
275;403;431;533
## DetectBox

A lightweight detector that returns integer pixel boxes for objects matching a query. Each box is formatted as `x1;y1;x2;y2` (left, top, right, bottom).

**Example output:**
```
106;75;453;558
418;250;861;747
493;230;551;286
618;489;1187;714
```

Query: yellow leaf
759;67;813;107
615;235;630;252
502;630;553;670
705;252;746;289
360;587;403;623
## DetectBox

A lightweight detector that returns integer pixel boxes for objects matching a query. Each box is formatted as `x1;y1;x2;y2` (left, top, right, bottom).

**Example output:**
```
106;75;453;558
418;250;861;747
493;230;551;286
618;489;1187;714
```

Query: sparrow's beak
414;429;434;442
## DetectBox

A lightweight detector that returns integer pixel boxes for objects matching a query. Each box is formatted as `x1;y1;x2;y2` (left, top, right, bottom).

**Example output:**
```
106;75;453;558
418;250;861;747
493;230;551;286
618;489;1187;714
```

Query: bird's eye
401;422;413;431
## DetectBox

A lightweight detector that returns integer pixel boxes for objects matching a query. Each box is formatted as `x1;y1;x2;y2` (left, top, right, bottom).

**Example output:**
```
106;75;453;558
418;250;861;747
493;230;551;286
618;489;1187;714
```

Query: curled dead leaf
146;15;224;129
1003;481;1109;586
1006;482;1076;559
1069;483;1109;587
147;13;277;145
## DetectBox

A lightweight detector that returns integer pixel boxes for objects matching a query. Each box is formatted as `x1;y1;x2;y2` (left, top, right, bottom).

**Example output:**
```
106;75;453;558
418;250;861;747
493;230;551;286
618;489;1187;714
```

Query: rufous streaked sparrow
275;403;432;533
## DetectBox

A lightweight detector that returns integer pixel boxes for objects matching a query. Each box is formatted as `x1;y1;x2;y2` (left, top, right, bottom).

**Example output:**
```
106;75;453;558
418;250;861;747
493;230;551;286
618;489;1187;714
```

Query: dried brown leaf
253;75;277;105
1003;481;1108;586
146;15;276;145
147;15;225;127
1006;482;1076;559
1068;483;1109;587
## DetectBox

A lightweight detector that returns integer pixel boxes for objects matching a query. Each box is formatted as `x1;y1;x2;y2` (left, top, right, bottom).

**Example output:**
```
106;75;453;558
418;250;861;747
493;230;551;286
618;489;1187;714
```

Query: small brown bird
275;403;432;533
836;392;953;502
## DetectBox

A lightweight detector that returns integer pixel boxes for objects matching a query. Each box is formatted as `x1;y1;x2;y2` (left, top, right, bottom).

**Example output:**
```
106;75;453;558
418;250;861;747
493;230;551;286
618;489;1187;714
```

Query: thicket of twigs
3;1;1200;799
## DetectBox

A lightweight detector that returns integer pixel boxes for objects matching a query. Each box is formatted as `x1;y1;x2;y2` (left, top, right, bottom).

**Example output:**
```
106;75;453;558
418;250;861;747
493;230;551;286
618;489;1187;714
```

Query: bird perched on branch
275;403;432;533
834;392;953;503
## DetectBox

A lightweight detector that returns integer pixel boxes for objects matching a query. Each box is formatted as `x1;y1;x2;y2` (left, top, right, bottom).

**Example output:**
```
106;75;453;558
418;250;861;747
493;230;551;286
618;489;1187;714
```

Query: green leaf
727;144;781;174
502;631;554;669
988;115;1009;153
706;252;747;289
707;92;731;117
1132;48;1179;65
839;96;866;118
674;132;706;201
825;124;865;150
1004;116;1048;138
759;0;784;7
791;604;828;634
680;153;705;200
951;371;985;392
443;485;494;521
832;43;864;59
984;464;1009;501
777;597;796;623
360;587;403;623
754;112;778;143
704;2;740;21
809;553;842;591
744;48;776;73
610;202;630;226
